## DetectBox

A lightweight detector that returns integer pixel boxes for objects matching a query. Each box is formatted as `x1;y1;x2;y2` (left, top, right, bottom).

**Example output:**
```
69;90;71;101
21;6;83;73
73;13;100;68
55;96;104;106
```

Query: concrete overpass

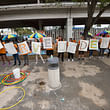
0;2;110;40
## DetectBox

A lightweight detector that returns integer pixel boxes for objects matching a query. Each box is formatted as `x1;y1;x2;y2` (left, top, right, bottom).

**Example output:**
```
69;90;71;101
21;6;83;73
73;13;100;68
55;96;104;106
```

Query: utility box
48;57;61;89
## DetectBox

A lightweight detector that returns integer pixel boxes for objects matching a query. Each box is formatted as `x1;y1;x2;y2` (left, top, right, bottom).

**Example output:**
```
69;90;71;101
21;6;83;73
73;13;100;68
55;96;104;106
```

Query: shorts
79;51;84;54
0;53;6;56
46;50;53;56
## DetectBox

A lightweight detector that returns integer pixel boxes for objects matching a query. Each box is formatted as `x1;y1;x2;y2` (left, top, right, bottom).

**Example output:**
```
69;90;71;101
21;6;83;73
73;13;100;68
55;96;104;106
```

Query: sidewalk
0;57;110;110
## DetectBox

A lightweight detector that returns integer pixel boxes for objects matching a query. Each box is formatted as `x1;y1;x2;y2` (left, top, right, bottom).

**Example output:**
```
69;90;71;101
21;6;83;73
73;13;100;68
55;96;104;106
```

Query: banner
32;42;41;54
43;37;52;49
0;42;3;49
100;38;110;48
79;40;89;51
18;41;30;55
89;39;98;50
58;41;67;53
4;43;17;54
67;42;77;54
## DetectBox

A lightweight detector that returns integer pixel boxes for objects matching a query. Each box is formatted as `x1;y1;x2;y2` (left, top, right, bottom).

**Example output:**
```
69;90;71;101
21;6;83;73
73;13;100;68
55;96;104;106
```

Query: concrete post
38;20;43;30
67;17;73;41
37;0;40;4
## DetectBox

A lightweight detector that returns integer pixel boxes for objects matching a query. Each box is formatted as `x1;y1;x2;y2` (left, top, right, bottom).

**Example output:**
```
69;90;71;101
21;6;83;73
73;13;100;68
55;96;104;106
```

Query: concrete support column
38;20;43;30
37;0;40;4
67;17;73;41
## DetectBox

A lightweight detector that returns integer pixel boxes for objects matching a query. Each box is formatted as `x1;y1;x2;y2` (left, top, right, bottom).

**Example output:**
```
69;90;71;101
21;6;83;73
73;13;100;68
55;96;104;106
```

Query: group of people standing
0;33;110;66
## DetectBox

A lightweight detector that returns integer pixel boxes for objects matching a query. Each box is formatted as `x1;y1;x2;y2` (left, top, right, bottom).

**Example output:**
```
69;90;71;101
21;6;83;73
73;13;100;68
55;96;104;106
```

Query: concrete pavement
0;57;110;110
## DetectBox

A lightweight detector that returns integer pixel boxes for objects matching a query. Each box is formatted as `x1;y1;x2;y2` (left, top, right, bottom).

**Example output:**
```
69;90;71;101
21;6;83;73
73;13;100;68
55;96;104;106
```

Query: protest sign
18;41;30;55
79;40;89;51
58;41;67;53
67;42;77;53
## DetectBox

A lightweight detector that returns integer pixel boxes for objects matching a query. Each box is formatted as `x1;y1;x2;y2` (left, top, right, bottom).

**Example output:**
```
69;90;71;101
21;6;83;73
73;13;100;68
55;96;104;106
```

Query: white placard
79;40;89;52
89;39;98;50
4;43;17;54
18;41;30;55
43;37;52;49
100;38;110;48
58;41;67;53
67;42;77;54
0;42;3;49
32;42;41;54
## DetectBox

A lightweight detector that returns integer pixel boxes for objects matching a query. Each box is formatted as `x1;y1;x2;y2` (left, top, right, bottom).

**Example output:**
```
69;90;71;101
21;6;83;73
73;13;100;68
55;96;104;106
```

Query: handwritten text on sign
79;40;89;52
89;39;98;50
32;42;41;54
18;41;30;55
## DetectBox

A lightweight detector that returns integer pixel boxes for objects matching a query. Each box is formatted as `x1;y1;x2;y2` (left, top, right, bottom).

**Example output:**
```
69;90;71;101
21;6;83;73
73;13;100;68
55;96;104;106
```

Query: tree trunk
83;1;110;40
83;0;97;39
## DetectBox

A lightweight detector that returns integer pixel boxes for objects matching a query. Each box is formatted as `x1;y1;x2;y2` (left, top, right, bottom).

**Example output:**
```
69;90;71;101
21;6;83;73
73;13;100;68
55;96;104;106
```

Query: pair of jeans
23;54;29;65
13;54;21;65
89;50;93;57
68;53;74;59
107;49;110;57
58;53;64;62
99;48;105;56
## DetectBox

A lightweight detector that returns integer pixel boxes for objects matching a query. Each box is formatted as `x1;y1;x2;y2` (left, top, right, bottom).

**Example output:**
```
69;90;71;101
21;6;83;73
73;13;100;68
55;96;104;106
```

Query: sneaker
68;59;70;62
24;64;26;66
82;58;84;60
43;62;45;64
18;63;21;66
72;59;74;61
13;64;16;66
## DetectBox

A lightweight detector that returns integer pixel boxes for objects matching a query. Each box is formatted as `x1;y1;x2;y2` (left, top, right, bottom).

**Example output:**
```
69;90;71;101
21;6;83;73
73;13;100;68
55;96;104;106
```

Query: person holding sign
78;35;89;60
89;36;98;57
67;38;76;61
58;37;66;62
32;39;45;64
99;34;109;57
21;39;30;66
11;41;21;66
78;36;85;60
0;40;10;66
43;36;53;57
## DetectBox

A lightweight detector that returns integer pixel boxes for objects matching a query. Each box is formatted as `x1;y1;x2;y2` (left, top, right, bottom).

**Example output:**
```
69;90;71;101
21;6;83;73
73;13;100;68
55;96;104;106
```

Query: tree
80;0;110;39
43;0;110;39
14;28;32;36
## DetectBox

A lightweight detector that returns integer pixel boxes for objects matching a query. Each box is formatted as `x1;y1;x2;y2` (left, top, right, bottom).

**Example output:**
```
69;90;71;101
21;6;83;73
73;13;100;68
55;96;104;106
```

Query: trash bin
48;57;61;89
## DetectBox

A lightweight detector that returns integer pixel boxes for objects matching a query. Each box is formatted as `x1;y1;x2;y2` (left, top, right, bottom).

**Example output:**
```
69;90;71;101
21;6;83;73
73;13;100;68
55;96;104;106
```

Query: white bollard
13;68;21;79
48;67;61;89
